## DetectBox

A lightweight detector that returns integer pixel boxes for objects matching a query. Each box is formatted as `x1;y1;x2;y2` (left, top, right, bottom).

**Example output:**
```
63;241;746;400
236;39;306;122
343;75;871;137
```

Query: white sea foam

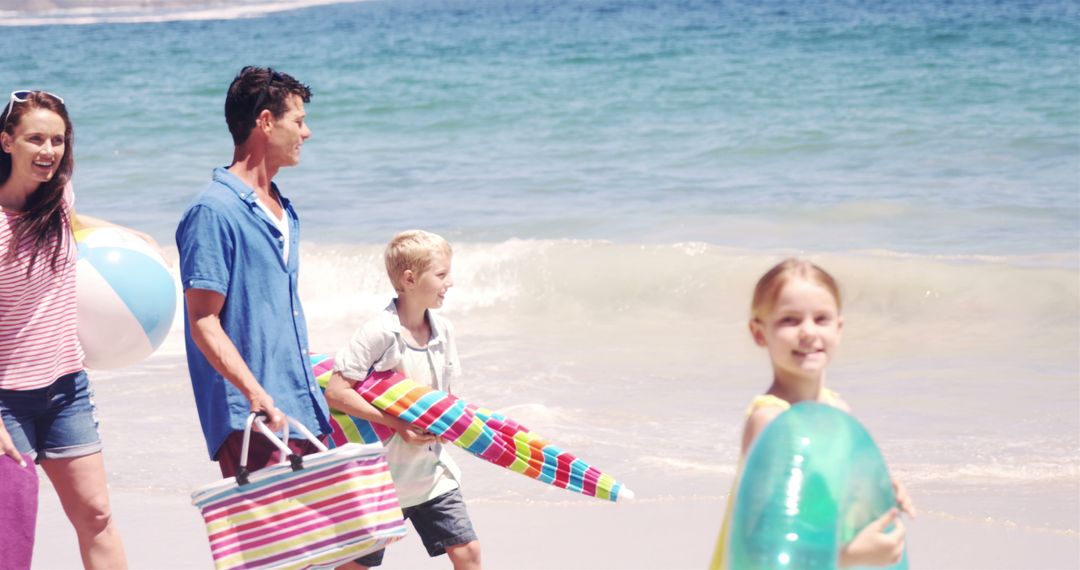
640;456;736;476
0;0;369;26
292;240;1080;328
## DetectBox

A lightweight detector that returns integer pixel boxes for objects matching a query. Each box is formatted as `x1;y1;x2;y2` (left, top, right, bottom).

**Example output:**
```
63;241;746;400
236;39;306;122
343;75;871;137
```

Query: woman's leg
42;452;127;570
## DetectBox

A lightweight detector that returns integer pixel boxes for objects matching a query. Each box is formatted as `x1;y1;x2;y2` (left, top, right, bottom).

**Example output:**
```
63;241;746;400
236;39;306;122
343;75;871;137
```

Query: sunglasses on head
11;90;65;106
2;90;65;130
250;70;278;118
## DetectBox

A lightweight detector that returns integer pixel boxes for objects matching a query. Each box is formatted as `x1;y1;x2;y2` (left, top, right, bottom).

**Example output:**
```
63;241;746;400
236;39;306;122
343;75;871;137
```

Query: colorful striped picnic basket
191;415;407;570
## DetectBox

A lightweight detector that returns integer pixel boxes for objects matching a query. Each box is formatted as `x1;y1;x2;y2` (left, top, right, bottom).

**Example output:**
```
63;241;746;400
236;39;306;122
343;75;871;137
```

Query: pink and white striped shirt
0;195;83;390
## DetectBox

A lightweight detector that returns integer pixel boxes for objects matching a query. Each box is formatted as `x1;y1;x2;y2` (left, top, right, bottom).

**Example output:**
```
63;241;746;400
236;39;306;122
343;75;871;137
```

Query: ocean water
2;0;1078;562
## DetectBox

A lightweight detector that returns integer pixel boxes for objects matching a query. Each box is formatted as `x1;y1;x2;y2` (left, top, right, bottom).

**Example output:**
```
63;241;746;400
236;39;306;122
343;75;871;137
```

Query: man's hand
249;389;286;433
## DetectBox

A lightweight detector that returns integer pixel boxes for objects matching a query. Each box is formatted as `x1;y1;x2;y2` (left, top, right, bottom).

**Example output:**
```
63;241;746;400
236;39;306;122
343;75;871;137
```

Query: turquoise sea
3;0;1078;567
2;0;1077;255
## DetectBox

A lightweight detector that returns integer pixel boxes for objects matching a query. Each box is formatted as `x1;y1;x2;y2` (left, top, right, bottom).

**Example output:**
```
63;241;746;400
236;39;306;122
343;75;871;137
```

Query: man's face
266;94;310;168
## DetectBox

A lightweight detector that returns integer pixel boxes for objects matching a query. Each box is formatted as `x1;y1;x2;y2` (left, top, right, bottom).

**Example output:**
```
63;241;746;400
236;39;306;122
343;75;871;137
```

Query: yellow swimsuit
708;390;842;570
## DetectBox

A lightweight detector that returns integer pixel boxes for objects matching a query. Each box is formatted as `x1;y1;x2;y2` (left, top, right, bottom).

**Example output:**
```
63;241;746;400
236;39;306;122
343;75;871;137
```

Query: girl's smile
752;277;843;382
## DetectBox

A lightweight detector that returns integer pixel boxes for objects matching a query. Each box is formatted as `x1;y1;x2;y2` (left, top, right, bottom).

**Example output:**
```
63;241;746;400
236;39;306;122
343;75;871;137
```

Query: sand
31;481;1080;569
23;351;1080;569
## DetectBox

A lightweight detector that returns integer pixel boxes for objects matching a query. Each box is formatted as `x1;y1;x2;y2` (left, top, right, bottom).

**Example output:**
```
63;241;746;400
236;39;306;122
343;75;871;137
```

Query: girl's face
409;251;453;310
751;277;843;381
1;108;67;186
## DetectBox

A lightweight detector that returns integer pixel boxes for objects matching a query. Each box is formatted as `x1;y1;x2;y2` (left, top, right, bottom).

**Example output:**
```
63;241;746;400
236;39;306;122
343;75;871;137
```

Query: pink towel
0;454;37;570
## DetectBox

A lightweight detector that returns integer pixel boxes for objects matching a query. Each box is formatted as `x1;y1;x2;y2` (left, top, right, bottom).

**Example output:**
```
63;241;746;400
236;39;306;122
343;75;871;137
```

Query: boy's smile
414;251;453;309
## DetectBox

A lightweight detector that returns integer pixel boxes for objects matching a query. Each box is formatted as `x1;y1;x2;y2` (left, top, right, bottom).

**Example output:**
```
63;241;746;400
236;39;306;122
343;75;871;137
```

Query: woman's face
2;108;67;187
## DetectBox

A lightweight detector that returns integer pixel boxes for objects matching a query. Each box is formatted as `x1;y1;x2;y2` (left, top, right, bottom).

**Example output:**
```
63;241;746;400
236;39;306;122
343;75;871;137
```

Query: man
176;66;331;475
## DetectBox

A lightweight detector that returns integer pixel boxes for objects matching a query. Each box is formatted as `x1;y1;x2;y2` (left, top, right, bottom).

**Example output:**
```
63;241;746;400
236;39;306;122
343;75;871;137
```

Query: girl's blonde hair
751;258;841;320
385;230;452;293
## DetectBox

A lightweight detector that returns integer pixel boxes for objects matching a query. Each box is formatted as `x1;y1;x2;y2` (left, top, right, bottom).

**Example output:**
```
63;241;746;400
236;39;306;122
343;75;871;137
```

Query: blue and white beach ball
75;227;177;370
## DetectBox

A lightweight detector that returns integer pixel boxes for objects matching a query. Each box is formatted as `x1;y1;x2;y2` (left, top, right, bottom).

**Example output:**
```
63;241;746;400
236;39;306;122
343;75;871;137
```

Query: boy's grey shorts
355;488;478;566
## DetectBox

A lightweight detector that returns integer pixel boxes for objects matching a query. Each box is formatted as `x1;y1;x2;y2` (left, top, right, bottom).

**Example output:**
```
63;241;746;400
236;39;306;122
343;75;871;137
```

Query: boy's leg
405;489;480;569
339;548;384;569
336;553;381;570
446;540;482;570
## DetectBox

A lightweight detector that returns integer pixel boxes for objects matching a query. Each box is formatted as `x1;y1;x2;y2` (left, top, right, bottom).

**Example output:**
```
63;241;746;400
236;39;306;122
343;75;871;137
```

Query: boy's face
410;251;453;309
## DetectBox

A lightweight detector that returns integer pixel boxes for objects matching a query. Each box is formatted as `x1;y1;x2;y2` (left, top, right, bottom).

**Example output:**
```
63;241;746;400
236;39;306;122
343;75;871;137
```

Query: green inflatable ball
729;402;908;570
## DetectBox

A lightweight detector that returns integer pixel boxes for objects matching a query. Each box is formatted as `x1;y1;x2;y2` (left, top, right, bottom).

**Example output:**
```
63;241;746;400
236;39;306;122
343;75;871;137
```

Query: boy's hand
838;508;905;568
397;426;435;446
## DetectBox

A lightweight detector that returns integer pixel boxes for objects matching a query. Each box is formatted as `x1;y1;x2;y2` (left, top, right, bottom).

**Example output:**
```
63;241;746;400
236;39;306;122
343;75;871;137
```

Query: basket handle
235;412;329;486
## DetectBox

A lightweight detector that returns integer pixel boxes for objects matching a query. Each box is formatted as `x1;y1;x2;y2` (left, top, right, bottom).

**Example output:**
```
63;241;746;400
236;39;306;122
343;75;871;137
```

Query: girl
0;90;128;569
710;258;915;569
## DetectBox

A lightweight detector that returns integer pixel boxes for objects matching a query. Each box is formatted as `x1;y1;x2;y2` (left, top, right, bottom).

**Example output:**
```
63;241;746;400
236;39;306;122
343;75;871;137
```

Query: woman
0;90;128;569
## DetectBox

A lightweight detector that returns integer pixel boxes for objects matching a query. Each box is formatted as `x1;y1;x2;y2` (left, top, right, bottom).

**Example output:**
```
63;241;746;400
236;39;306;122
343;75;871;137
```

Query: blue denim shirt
176;167;331;459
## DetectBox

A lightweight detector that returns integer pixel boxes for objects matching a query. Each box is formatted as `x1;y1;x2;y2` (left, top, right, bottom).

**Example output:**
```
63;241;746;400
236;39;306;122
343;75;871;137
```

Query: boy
324;230;482;570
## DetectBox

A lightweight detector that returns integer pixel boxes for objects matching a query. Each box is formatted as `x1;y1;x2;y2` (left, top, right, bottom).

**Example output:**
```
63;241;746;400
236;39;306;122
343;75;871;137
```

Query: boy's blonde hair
385;230;453;293
751;258;841;320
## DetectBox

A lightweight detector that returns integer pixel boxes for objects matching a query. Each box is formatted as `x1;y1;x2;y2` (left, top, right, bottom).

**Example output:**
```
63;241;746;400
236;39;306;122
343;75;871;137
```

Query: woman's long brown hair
0;91;75;274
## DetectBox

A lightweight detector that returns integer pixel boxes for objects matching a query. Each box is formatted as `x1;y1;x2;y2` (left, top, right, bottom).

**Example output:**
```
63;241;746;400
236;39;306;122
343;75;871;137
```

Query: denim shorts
0;370;102;462
356;488;478;566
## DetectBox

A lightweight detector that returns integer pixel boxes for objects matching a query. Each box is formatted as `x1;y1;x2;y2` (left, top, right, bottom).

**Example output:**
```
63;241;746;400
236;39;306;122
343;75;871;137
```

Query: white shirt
334;300;463;507
255;194;289;263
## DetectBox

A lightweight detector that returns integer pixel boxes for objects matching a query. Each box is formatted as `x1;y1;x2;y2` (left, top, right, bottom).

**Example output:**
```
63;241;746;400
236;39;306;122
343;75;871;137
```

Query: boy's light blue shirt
176;167;331;459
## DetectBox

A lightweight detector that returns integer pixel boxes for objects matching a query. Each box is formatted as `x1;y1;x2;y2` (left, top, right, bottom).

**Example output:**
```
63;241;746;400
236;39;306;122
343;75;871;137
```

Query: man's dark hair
224;66;312;146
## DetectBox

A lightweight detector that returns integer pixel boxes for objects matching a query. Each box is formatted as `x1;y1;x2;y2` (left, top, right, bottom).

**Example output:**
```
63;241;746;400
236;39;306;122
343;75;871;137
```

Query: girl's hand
893;477;917;518
0;424;26;467
838;508;905;568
